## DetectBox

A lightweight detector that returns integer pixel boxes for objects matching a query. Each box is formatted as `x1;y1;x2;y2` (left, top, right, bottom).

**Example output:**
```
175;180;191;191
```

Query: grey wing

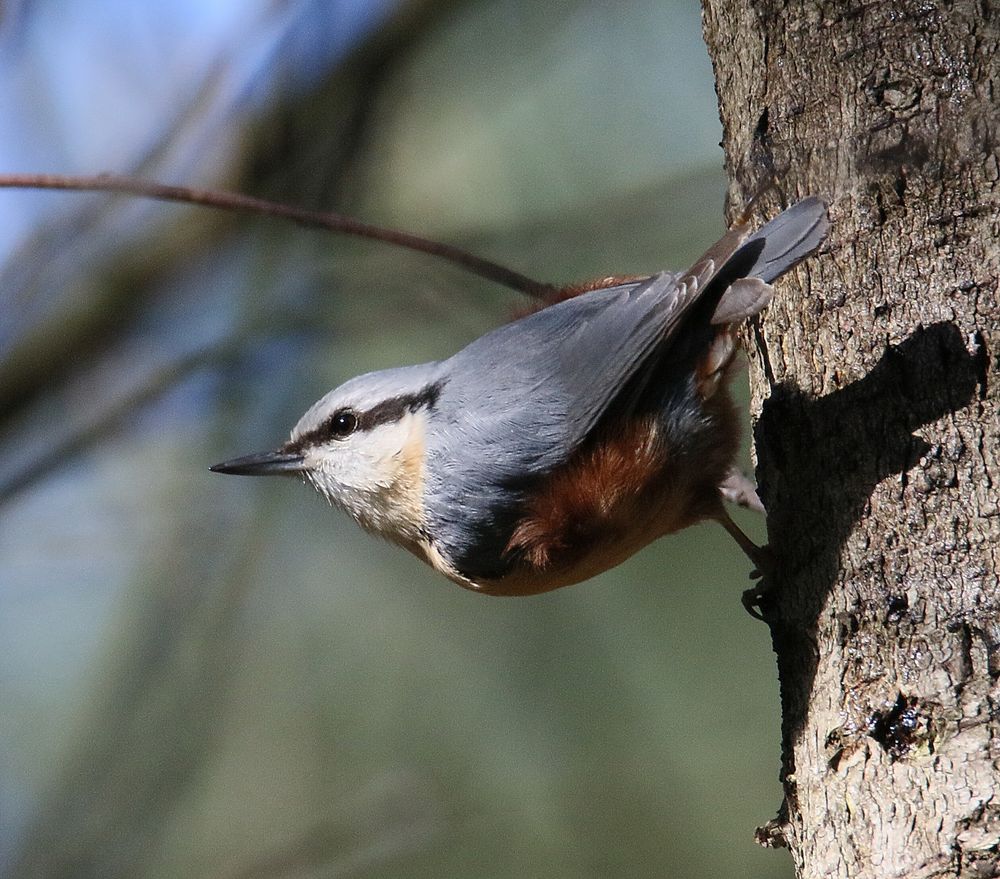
426;196;830;493
432;270;694;472
423;271;702;577
422;196;830;578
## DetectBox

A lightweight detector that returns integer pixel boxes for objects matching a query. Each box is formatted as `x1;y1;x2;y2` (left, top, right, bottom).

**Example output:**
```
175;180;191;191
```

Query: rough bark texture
701;2;999;877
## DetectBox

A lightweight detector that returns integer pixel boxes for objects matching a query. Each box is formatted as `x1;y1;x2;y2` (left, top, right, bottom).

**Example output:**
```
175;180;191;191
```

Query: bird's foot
742;580;772;621
715;506;776;620
741;544;776;620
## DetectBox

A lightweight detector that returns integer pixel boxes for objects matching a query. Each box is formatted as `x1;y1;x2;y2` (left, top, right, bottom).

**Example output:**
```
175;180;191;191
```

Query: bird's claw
742;583;770;621
741;547;778;620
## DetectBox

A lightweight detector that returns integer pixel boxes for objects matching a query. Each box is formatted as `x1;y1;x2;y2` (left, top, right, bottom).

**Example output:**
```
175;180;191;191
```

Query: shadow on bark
752;320;986;754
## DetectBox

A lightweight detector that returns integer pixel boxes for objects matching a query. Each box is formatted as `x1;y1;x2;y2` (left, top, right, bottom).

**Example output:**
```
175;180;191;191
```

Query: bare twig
0;173;555;298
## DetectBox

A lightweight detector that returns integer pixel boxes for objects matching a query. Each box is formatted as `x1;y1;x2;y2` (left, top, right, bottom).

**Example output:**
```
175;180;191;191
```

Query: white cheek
305;450;369;504
300;412;427;549
304;419;415;505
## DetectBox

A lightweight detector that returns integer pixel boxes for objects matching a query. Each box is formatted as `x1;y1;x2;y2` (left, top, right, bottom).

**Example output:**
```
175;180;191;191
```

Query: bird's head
211;363;443;542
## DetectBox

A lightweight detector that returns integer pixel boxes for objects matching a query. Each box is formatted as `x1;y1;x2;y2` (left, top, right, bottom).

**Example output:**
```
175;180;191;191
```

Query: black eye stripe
284;381;443;453
356;385;439;432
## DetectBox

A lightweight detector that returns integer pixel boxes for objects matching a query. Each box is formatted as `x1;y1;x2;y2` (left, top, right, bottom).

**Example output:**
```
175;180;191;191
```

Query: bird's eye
328;409;358;439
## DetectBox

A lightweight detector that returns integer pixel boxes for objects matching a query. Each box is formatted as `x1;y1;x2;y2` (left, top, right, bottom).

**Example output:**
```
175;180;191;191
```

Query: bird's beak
210;449;305;476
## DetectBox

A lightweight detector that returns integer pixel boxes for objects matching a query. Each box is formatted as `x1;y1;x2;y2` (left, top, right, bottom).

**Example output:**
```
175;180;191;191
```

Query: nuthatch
212;198;829;596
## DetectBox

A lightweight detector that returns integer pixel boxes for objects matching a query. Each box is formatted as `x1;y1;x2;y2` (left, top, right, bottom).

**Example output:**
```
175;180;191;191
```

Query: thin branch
0;173;556;298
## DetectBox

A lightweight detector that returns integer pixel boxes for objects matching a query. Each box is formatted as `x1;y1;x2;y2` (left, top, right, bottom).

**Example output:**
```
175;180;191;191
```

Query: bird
211;197;829;598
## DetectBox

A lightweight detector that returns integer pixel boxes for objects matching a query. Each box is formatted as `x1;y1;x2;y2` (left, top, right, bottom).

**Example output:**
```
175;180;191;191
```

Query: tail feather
708;196;829;326
742;196;830;284
709;277;773;325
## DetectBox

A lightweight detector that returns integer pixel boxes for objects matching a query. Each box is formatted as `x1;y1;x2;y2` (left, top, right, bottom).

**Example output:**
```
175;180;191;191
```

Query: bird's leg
714;505;775;620
716;505;771;574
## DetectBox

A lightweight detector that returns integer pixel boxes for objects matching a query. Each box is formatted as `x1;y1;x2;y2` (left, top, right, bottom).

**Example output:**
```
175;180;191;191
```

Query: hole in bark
886;593;909;621
754;107;770;139
866;693;923;760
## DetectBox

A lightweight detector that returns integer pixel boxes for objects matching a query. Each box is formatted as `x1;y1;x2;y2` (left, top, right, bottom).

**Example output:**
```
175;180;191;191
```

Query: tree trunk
701;2;999;877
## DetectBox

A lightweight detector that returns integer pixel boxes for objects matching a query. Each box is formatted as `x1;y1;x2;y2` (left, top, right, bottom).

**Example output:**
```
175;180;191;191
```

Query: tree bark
701;2;999;877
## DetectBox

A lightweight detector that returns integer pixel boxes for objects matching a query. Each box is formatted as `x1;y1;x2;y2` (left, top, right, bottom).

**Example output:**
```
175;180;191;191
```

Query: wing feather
424;198;829;578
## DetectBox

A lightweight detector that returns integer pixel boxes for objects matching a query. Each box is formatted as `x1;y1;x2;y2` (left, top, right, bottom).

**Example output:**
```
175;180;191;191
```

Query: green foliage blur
0;2;790;877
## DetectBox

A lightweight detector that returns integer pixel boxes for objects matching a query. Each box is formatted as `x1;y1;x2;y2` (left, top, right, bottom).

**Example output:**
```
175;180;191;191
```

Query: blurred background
0;1;790;877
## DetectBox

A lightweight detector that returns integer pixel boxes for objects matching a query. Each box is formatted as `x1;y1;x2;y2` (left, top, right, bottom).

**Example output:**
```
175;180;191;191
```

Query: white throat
305;410;428;545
